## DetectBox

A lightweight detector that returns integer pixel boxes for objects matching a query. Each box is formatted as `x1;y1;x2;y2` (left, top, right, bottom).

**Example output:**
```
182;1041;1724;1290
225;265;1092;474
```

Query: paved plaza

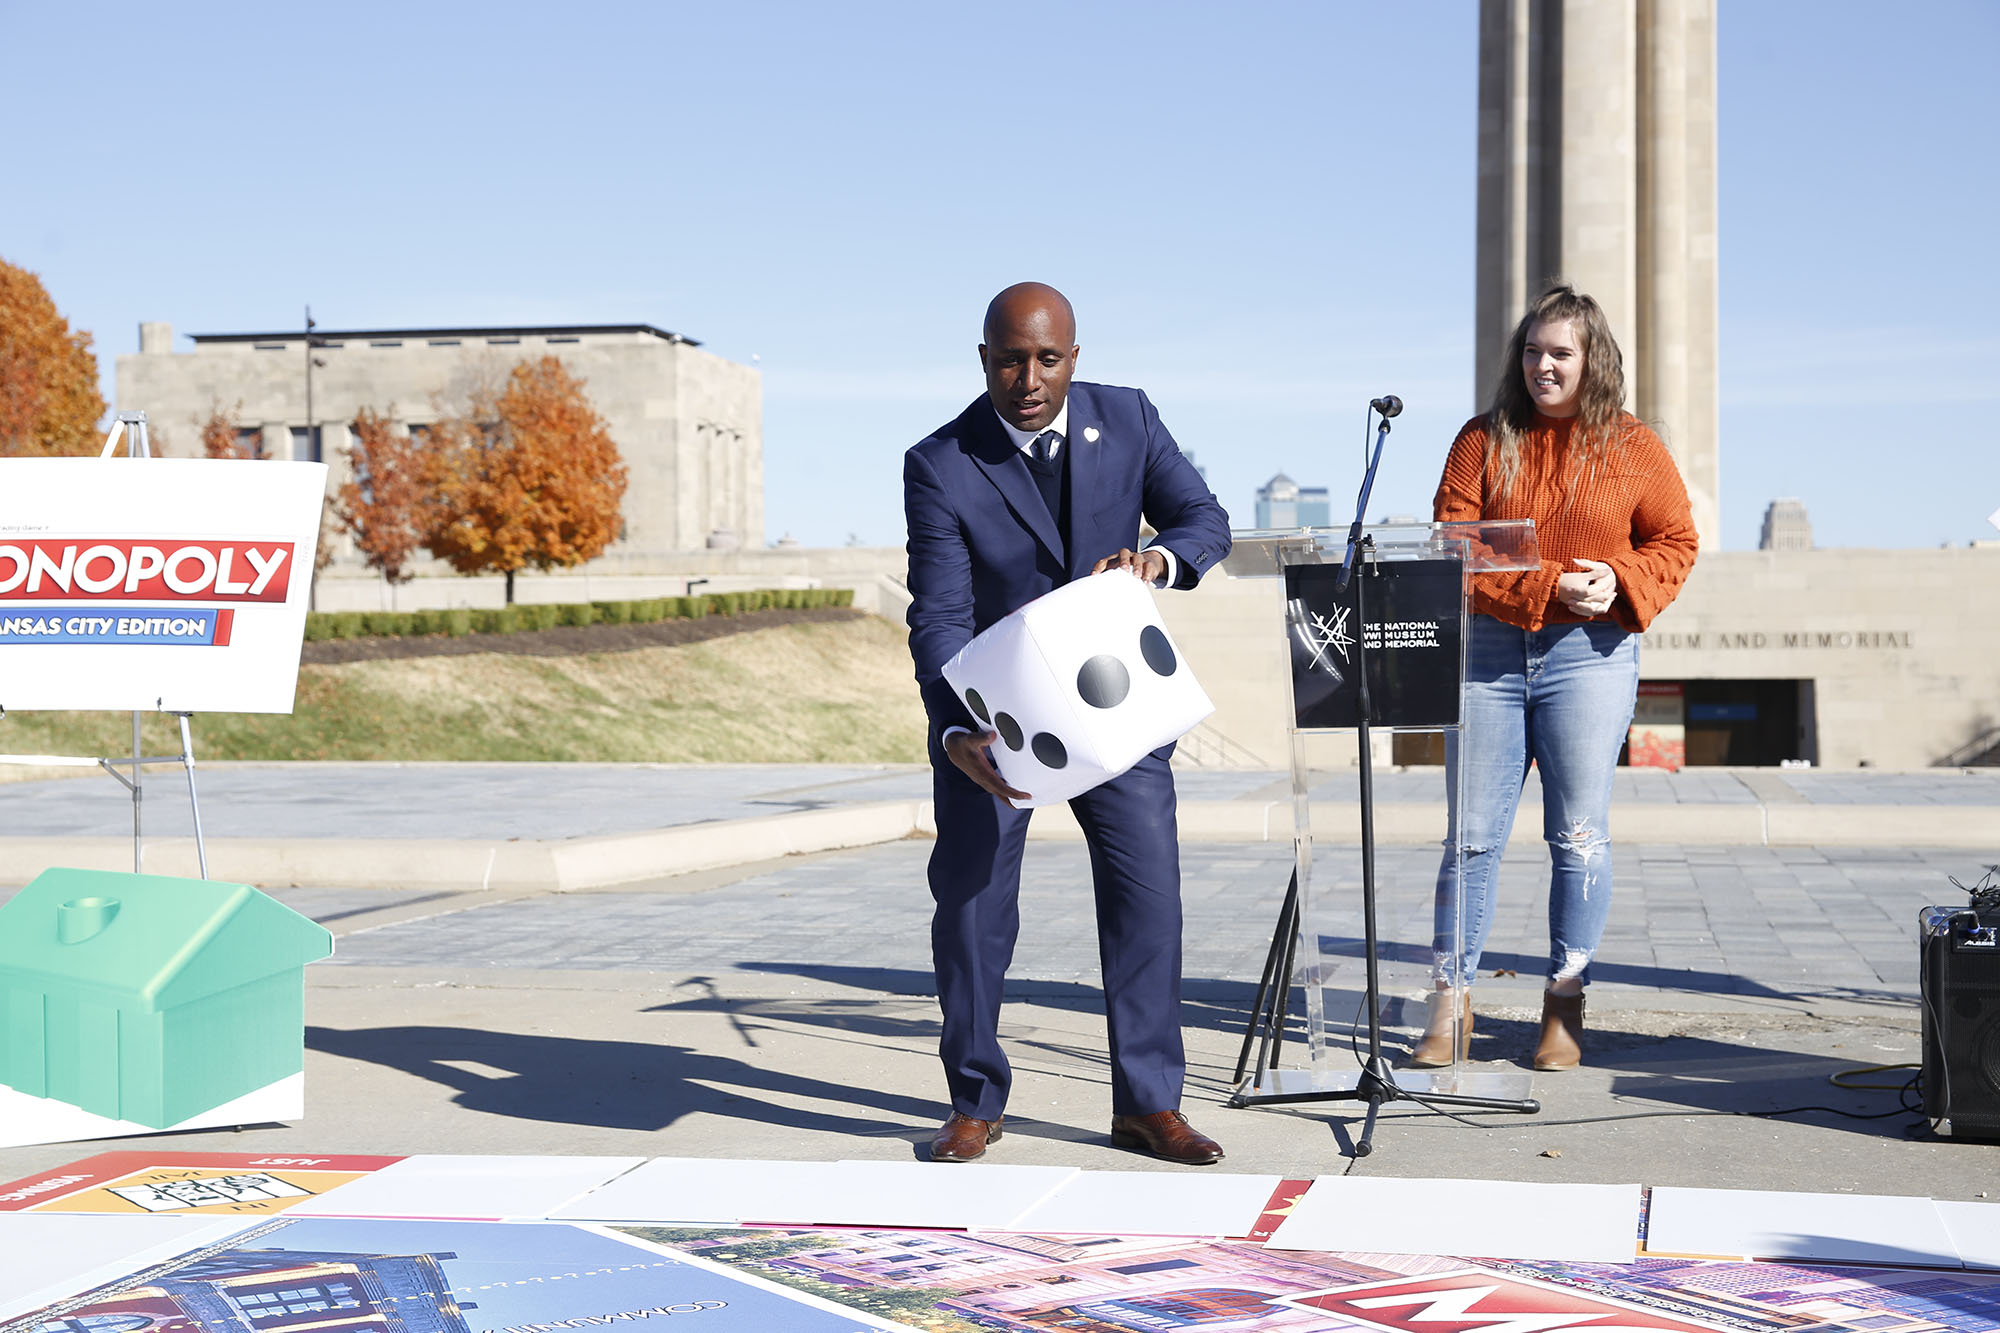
4;761;1995;841
0;762;1995;1199
310;839;1968;1009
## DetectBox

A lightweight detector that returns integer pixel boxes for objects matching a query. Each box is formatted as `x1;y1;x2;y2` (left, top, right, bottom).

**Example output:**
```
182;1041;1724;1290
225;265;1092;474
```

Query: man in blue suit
904;282;1233;1165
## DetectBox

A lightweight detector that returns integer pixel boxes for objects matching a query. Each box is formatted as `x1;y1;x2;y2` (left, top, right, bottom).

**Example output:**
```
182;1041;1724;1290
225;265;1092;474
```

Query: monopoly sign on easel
0;415;332;1150
0;420;325;713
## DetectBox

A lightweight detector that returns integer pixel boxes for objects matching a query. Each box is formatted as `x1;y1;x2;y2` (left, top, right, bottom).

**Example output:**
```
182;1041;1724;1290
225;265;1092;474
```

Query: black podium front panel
1285;559;1463;730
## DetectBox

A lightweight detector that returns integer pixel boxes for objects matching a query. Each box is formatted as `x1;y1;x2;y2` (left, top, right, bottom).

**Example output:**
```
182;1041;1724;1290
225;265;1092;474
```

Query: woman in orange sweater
1412;284;1698;1071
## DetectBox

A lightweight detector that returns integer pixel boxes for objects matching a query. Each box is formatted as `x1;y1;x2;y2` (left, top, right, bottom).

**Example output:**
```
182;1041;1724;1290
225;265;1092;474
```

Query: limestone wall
1154;546;2000;771
1638;549;2000;768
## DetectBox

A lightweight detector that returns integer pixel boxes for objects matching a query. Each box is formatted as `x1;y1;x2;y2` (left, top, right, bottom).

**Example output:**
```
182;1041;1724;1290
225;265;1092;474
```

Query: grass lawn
0;618;928;765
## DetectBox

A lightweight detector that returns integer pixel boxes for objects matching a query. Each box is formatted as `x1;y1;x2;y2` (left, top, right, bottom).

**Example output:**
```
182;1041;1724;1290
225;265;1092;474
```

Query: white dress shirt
993;400;1070;454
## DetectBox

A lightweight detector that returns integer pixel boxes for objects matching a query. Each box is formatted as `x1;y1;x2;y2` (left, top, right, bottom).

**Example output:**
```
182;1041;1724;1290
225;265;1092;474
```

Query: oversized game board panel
1936;1200;2000;1271
282;1152;646;1219
13;1216;917;1332
636;1225;2000;1333
554;1157;1076;1230
1262;1175;1642;1263
0;1150;404;1215
12;1148;2000;1333
1648;1185;1964;1267
0;1213;257;1322
999;1167;1286;1237
551;1156;849;1224
820;1159;1078;1230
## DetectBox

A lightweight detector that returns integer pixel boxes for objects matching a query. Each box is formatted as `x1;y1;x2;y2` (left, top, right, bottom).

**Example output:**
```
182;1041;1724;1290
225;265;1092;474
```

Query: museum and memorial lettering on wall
1641;629;1914;652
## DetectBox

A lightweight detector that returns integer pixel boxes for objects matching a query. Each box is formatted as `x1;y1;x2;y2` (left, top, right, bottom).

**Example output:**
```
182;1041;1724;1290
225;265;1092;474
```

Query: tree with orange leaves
199;397;259;458
0;257;107;456
335;406;429;588
423;357;628;603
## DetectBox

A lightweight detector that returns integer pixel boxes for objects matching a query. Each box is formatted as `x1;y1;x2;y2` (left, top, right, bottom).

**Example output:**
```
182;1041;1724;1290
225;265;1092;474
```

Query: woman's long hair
1485;284;1629;503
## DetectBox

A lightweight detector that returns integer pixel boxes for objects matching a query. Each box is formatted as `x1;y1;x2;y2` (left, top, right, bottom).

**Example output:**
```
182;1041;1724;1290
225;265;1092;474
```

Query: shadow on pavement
1361;1015;1930;1141
1318;937;1915;1008
305;1023;939;1135
646;975;939;1044
678;963;1925;1140
1599;1034;1926;1139
723;960;1269;1037
641;978;1140;1156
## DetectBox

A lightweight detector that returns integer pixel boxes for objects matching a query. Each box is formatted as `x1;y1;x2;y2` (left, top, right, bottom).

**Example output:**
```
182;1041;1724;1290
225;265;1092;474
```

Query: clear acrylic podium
1226;519;1541;1115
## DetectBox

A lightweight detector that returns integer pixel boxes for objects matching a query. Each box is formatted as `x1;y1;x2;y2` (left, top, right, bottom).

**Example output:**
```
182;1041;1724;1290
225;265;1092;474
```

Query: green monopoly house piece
0;867;334;1129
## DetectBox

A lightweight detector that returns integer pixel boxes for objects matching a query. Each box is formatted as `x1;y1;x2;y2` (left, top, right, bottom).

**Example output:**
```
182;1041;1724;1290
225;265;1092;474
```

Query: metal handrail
1936;725;2000;768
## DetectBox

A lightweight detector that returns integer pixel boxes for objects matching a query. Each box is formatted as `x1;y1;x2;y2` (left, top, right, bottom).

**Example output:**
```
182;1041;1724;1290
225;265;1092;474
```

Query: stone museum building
115;321;763;568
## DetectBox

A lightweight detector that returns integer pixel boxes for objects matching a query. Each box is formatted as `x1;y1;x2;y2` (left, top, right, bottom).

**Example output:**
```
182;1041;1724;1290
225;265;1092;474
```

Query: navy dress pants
927;742;1185;1121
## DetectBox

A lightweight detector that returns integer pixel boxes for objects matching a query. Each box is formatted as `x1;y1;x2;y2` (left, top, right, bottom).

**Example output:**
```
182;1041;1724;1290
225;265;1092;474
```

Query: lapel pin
1083;426;1100;443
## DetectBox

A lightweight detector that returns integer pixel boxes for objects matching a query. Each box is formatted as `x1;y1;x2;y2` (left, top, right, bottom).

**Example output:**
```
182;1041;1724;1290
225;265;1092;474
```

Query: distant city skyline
1254;471;1332;530
2;1;1993;551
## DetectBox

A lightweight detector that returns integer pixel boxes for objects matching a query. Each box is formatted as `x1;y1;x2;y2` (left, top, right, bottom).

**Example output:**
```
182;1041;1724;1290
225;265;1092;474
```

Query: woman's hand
1555;558;1618;617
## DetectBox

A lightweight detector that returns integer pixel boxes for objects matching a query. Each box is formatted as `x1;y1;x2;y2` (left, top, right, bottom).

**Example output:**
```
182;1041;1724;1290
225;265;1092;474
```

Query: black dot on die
994;712;1024;750
1140;625;1178;676
1032;732;1068;769
1076;655;1131;709
965;688;991;726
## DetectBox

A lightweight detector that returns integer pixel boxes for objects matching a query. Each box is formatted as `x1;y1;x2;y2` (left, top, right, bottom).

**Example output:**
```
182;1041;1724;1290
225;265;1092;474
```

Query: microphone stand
1232;399;1538;1157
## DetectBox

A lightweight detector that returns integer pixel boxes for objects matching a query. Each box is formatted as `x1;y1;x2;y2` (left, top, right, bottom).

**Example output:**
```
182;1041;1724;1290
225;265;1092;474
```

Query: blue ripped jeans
1433;614;1639;989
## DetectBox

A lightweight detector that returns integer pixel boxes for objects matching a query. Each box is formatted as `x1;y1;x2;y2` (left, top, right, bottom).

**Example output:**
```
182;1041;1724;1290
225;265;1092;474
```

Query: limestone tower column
1475;0;1720;549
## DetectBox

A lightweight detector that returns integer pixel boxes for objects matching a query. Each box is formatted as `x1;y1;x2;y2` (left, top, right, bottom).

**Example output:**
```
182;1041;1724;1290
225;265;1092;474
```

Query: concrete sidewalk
3;761;1994;889
0;763;1994;1200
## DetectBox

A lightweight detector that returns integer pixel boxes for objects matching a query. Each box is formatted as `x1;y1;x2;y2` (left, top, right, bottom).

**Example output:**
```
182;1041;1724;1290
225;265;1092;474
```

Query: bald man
903;282;1233;1165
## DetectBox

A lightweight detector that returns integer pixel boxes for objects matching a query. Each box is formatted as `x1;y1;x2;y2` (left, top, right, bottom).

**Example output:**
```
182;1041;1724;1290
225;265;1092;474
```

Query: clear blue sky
3;1;1994;551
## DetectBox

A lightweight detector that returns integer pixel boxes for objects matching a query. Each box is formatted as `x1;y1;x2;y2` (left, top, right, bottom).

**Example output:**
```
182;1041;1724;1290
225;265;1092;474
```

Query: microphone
1370;395;1403;419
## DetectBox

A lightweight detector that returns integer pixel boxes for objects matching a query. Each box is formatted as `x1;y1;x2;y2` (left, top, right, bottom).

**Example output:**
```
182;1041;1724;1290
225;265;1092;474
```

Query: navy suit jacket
903;381;1232;739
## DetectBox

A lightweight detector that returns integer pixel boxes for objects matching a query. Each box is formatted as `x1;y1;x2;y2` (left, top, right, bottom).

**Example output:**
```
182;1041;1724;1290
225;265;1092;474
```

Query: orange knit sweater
1432;412;1698;633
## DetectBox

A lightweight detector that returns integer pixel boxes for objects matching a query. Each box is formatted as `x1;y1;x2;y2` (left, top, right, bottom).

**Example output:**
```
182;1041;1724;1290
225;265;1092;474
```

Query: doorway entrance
1623;678;1817;767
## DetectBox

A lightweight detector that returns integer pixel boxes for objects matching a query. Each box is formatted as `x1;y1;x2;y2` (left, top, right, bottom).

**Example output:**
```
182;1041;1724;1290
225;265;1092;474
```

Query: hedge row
302;587;855;642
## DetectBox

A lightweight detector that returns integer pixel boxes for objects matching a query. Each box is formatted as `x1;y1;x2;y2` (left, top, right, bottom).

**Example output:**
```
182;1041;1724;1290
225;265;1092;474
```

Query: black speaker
1920;905;2000;1139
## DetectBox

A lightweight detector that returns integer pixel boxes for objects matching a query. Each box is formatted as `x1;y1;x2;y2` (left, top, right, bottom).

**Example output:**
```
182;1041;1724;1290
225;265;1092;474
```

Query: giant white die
942;570;1213;807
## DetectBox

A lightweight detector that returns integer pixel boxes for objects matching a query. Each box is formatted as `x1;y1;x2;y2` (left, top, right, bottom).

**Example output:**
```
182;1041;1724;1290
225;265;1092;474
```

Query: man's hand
944;729;1032;805
1092;547;1168;584
1555;557;1618;617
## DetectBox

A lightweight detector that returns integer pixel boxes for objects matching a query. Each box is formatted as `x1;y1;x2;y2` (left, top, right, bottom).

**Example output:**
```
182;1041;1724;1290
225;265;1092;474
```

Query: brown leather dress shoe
1109;1110;1225;1165
929;1112;1003;1163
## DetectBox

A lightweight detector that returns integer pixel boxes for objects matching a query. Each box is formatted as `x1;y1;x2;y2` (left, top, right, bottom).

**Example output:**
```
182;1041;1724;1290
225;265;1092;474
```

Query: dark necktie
1024;430;1063;521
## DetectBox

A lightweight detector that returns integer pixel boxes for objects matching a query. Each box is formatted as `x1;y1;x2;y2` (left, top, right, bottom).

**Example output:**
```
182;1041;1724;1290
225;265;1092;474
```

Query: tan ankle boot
1533;991;1585;1070
1407;989;1471;1067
